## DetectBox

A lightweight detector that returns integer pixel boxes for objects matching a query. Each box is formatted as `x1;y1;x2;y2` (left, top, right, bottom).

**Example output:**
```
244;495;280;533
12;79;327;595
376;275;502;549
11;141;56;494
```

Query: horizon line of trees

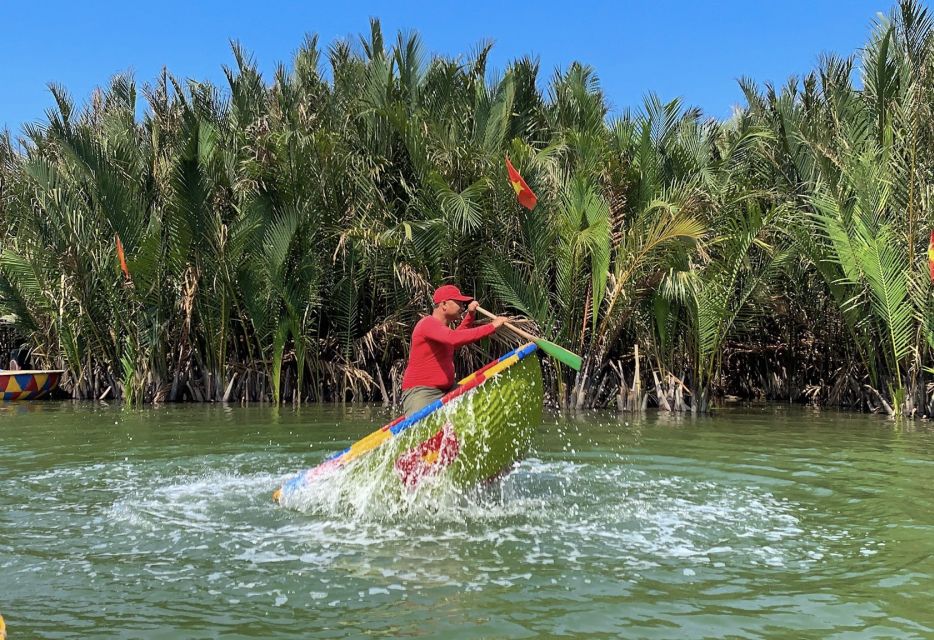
3;0;934;416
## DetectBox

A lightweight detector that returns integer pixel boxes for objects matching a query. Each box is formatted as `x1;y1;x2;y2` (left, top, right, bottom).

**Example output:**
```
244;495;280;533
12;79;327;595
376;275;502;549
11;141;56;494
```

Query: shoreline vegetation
2;1;934;416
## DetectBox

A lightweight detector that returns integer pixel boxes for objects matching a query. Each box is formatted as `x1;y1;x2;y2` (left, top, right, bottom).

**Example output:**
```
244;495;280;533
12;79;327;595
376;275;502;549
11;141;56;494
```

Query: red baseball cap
432;284;473;304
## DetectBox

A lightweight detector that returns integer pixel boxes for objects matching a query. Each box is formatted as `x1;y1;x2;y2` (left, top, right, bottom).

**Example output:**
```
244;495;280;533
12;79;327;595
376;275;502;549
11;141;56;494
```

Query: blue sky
2;0;889;135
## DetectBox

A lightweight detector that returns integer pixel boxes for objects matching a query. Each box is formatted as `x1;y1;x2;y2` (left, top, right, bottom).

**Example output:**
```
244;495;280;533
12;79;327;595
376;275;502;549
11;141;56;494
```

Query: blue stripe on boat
326;447;350;461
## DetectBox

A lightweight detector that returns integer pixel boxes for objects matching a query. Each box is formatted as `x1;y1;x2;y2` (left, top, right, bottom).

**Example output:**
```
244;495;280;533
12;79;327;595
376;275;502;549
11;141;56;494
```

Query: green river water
2;402;934;639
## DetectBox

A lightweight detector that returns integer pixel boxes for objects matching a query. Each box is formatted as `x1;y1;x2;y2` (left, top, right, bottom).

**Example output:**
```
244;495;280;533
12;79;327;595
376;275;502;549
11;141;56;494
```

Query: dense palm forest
2;1;934;415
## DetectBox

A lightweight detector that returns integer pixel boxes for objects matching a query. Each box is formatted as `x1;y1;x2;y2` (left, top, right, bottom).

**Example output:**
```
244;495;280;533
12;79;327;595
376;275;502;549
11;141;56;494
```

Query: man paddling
401;285;507;416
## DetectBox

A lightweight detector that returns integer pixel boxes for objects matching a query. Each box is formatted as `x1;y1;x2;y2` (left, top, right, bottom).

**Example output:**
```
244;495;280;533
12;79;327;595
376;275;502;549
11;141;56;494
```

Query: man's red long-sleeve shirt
401;312;495;390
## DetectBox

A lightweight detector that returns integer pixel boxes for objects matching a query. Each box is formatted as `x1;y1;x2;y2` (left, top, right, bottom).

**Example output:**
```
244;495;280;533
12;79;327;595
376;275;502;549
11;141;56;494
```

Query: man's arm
456;300;480;331
456;311;476;330
422;317;496;347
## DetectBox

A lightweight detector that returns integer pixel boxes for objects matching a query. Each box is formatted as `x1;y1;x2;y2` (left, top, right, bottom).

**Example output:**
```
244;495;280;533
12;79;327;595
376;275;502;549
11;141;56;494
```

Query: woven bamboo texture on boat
276;343;543;502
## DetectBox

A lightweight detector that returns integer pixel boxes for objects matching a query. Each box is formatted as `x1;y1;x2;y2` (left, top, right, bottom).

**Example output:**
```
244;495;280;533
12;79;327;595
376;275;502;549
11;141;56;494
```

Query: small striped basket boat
274;343;543;504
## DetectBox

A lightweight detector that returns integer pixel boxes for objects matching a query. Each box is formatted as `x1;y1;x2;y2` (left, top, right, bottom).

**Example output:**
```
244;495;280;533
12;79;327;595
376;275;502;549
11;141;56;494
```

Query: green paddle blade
536;339;582;371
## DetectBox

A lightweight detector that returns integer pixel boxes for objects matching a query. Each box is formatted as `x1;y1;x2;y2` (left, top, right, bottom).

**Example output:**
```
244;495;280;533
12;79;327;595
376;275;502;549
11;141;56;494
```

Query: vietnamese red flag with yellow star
505;155;537;210
928;231;934;282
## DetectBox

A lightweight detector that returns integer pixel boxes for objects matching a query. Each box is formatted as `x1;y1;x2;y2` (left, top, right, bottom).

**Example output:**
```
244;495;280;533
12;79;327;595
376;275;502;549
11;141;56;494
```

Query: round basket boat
274;343;543;505
0;369;64;401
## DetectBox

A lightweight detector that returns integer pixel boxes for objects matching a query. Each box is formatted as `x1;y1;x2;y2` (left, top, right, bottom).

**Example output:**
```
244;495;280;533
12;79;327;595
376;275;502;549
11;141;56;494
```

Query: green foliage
1;1;933;415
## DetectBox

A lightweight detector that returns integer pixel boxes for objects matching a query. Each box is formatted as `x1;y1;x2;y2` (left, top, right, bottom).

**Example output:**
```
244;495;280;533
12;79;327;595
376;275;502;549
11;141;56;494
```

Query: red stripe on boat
470;358;501;378
307;458;341;478
441;385;471;403
381;415;405;431
442;373;486;402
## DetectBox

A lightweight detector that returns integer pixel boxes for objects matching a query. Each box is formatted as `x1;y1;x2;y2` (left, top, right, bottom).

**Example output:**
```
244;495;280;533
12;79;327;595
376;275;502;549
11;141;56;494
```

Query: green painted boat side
362;353;542;486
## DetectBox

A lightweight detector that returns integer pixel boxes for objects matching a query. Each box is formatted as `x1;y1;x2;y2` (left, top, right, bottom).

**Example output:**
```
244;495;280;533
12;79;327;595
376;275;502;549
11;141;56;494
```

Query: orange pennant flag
928;230;934;282
505;155;537;210
115;233;130;280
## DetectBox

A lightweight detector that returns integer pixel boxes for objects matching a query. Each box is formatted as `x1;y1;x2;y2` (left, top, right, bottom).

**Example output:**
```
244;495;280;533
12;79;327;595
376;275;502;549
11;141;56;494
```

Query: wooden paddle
475;306;582;371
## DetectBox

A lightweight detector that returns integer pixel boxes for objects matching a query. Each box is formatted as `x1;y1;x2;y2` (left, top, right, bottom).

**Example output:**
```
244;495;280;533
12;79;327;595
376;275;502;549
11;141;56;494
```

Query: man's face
442;299;466;320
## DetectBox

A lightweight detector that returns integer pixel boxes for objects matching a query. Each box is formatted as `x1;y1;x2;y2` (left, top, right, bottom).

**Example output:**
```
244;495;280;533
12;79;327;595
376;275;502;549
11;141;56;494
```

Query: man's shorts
401;385;449;417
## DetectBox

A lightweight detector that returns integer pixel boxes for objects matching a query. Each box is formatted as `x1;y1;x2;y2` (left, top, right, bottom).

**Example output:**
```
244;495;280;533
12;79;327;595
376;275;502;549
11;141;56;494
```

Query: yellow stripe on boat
478;354;519;380
343;429;392;463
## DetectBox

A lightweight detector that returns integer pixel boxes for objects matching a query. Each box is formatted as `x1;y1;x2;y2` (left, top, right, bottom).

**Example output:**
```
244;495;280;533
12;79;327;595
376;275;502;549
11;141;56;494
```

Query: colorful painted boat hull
0;370;64;401
275;343;543;504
